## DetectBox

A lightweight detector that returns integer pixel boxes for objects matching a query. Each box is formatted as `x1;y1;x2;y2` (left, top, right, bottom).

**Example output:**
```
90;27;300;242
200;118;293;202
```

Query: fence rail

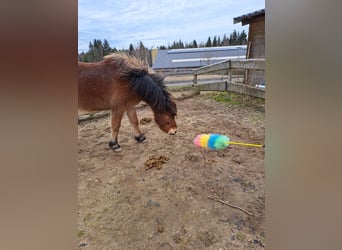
193;58;265;99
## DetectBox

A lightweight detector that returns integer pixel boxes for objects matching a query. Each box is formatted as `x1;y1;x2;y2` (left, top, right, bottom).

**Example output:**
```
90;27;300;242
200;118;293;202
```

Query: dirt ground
78;90;265;249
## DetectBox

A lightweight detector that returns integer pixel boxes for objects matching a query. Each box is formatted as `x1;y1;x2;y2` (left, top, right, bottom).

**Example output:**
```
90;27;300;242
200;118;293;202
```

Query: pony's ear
150;72;165;83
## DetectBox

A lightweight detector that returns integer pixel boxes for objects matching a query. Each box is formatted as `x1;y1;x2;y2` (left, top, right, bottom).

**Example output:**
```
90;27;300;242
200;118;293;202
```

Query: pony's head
154;111;177;135
148;72;177;135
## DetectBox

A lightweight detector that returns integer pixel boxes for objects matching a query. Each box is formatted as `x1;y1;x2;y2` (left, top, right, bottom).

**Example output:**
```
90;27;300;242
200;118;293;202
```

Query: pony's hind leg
126;107;148;143
109;110;124;152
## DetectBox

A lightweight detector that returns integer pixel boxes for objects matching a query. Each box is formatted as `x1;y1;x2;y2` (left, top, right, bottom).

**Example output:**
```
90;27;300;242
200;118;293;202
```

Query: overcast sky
78;0;264;53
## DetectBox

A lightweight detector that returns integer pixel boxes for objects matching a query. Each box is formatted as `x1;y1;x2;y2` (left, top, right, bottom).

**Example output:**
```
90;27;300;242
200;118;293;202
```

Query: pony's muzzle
168;128;177;135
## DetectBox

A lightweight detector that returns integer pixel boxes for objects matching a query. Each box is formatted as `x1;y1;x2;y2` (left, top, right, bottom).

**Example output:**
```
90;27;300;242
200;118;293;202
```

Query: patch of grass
236;232;246;242
78;230;85;238
209;92;243;106
208;91;265;109
250;115;263;123
83;212;92;222
240;180;257;192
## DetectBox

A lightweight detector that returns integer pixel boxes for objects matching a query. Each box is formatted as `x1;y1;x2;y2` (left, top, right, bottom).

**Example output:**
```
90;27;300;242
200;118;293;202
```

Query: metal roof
152;45;247;69
233;9;265;26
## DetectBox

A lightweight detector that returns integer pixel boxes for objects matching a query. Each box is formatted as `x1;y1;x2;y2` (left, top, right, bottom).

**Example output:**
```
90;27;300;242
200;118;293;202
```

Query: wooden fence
193;58;265;99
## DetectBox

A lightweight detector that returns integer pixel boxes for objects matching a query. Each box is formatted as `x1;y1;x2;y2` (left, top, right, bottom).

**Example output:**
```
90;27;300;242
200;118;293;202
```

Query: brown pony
78;53;177;152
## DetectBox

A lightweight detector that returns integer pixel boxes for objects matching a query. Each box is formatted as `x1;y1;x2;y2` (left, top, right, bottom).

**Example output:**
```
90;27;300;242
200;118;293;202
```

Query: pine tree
229;30;238;45
129;43;134;55
136;41;145;60
78;52;90;62
199;41;206;48
212;36;218;47
238;30;248;45
88;39;104;61
103;39;111;56
178;39;184;49
206;36;212;47
192;40;198;48
222;34;229;46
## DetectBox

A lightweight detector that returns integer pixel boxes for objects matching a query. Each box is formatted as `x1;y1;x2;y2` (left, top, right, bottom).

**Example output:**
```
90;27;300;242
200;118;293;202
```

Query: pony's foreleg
109;110;124;152
126;107;148;143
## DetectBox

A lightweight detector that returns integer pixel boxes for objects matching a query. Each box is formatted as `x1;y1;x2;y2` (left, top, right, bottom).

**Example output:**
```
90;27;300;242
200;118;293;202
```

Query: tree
221;34;229;46
174;39;184;49
103;39;111;56
212;36;218;47
129;43;134;55
134;41;151;66
79;39;116;62
205;36;212;47
192;40;198;48
198;41;206;48
238;30;248;45
229;30;238;45
87;39;104;62
78;52;90;62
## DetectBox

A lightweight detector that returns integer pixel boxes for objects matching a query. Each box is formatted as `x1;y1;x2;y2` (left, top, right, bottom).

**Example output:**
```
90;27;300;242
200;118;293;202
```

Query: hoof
135;135;148;143
109;140;121;152
113;147;122;152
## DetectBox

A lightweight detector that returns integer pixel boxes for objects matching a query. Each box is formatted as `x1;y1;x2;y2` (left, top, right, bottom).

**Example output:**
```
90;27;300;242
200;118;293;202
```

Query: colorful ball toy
194;134;264;150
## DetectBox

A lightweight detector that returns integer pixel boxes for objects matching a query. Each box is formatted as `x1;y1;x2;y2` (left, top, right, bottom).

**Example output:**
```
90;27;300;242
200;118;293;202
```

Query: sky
78;0;265;53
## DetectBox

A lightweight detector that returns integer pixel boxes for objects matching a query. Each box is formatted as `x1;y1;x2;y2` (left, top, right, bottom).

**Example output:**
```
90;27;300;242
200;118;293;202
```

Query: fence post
228;60;232;83
193;74;197;86
226;60;232;92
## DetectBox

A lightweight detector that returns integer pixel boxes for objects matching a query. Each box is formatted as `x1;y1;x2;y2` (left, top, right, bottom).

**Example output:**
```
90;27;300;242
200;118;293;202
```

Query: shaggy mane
103;53;177;115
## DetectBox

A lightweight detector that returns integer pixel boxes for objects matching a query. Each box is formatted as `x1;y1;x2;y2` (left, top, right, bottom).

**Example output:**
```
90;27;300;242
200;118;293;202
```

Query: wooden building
234;9;265;86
